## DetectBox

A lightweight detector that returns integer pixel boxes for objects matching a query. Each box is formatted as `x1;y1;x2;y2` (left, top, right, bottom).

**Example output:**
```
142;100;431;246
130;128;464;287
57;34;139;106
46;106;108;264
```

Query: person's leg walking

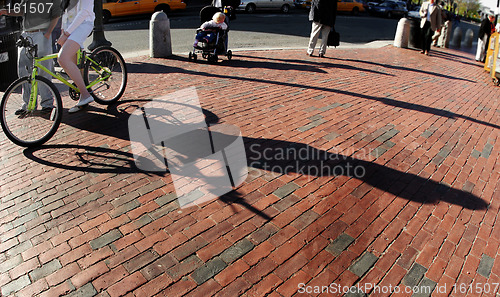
34;32;55;109
318;25;331;56
420;22;428;53
476;36;485;61
18;33;31;111
425;26;434;53
307;22;322;55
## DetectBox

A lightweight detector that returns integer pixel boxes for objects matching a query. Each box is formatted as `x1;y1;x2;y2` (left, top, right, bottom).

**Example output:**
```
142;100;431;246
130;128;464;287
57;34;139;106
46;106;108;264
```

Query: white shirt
426;3;434;22
62;0;95;34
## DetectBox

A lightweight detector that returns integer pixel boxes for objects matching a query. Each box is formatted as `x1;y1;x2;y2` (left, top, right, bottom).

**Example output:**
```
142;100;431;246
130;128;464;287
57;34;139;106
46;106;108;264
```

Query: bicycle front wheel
0;76;63;147
84;46;127;105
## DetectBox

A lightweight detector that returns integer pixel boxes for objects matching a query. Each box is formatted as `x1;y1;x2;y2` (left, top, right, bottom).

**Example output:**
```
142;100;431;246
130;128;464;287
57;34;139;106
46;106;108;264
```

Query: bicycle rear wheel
84;46;127;105
0;76;63;147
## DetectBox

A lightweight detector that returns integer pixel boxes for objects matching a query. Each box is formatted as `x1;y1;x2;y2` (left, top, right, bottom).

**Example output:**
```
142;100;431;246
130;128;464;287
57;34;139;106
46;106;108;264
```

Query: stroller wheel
193;53;197;62
188;52;193;61
226;50;232;61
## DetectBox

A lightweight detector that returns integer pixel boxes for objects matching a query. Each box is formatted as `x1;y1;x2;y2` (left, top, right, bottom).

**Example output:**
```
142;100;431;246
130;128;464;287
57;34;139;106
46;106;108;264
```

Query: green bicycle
0;35;127;147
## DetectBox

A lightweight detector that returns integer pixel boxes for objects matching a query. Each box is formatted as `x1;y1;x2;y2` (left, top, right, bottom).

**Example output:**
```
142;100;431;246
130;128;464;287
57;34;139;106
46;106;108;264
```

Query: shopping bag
327;29;340;47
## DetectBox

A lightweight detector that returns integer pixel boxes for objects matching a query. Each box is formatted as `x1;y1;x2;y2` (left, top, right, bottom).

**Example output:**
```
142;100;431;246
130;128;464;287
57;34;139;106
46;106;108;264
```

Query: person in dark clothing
212;0;238;19
476;15;494;62
306;0;337;57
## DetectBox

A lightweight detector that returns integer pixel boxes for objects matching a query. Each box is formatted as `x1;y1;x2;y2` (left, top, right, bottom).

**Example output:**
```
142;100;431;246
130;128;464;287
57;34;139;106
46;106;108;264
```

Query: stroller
188;6;233;63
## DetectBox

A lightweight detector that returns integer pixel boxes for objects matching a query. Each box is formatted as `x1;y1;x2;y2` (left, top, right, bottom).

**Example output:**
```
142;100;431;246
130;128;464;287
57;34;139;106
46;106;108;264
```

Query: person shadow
241;137;488;210
129;120;489;212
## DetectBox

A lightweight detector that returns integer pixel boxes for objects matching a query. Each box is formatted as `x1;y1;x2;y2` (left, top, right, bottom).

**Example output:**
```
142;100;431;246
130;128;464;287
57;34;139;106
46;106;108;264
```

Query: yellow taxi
338;0;365;15
295;0;365;15
102;0;187;23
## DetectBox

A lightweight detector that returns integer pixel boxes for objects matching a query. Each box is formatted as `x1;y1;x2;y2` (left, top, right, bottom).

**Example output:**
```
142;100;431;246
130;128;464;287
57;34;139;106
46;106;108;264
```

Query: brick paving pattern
0;45;499;297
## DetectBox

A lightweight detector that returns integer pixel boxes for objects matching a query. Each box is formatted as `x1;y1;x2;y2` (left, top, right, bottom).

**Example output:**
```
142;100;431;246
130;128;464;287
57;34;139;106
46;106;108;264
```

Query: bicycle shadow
22;143;272;220
23;128;489;212
56;99;220;142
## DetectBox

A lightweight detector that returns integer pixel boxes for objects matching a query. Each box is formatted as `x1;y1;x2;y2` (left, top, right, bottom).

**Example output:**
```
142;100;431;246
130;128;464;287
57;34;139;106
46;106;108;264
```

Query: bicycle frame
26;49;112;111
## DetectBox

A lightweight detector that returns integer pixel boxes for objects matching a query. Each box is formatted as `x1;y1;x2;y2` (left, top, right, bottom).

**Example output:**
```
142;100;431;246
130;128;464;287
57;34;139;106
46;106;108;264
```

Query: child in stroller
189;7;233;63
194;12;227;48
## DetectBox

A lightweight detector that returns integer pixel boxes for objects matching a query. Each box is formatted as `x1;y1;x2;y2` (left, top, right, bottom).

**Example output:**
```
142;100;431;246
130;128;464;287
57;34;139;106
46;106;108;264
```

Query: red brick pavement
0;45;499;297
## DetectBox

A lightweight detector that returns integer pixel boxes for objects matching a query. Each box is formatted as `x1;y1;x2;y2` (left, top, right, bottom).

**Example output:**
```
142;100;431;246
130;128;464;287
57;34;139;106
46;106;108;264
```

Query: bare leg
58;40;91;100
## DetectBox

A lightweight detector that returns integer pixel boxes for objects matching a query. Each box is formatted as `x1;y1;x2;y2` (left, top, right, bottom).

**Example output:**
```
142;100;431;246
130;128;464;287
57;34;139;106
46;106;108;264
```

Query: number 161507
451;283;500;294
6;3;54;14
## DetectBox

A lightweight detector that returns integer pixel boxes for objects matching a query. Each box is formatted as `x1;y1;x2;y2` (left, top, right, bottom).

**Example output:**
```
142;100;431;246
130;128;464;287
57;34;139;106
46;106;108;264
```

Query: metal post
88;0;111;51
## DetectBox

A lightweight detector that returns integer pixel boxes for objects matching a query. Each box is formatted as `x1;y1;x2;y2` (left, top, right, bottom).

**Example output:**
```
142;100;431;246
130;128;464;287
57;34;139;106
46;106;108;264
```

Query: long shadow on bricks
234;53;475;81
128;55;392;76
326;57;477;82
129;57;332;74
126;61;499;130
245;138;489;210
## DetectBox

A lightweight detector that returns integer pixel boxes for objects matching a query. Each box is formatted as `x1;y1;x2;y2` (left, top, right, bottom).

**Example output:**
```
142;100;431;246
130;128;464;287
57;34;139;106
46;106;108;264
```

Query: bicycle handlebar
16;36;38;58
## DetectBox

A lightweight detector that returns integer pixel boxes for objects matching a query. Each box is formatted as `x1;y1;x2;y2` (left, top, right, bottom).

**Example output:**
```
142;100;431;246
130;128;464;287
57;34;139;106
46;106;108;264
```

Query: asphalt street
87;7;479;56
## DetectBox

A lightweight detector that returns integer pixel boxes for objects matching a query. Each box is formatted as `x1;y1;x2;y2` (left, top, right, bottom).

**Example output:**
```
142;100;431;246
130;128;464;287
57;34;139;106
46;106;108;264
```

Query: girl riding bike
57;0;95;113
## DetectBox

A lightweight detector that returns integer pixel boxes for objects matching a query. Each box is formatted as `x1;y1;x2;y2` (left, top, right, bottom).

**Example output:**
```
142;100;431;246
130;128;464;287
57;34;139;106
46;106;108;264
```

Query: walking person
57;0;95;113
306;0;337;58
0;0;61;114
419;0;442;56
431;2;447;46
476;14;495;62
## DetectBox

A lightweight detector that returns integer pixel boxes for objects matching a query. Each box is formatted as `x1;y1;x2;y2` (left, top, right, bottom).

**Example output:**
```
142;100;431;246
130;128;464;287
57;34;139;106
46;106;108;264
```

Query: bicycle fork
27;67;39;112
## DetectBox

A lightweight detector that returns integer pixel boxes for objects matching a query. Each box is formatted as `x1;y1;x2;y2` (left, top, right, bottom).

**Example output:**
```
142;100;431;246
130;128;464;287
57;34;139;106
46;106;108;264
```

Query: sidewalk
0;44;499;297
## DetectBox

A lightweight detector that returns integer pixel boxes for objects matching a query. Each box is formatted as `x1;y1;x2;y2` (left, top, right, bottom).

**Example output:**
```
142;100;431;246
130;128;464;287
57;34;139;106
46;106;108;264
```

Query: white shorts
67;21;93;47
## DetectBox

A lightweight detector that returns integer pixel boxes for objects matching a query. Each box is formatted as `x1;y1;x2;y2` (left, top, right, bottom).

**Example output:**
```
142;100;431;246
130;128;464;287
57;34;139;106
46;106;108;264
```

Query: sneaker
76;96;94;107
68;105;85;113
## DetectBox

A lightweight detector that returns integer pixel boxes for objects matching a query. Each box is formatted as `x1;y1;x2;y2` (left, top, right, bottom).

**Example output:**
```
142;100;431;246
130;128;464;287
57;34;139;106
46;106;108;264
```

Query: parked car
368;0;407;18
102;0;187;23
338;0;365;15
237;0;295;13
366;0;384;7
357;0;370;11
295;0;364;14
294;0;310;9
407;5;420;19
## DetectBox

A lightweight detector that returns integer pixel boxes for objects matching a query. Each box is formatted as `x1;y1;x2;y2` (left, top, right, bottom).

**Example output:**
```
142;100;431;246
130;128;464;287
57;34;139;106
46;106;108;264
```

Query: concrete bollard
464;28;474;47
394;18;410;48
150;11;172;58
451;27;462;48
438;20;452;48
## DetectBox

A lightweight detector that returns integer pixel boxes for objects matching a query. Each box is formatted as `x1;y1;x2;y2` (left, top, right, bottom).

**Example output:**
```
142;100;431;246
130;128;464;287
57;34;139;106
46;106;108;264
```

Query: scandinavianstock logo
128;87;248;208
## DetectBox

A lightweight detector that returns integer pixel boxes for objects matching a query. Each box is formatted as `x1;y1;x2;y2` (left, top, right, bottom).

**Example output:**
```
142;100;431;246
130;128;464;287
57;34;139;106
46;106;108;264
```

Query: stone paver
0;45;499;296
